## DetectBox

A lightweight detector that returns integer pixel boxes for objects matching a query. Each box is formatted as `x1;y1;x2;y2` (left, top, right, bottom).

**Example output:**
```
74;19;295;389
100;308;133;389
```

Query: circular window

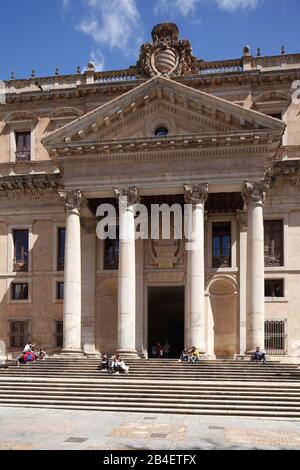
155;127;169;137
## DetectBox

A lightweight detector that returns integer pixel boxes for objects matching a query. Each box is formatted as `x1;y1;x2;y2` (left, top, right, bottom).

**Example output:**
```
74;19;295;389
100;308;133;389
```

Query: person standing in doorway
163;341;171;358
156;343;163;358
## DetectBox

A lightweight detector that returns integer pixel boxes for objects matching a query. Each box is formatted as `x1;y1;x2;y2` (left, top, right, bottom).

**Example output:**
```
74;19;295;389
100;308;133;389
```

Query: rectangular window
56;282;64;300
54;320;63;348
13;229;29;272
57;228;65;271
265;320;287;355
212;222;231;268
265;279;284;298
15;131;31;162
11;283;29;301
264;220;283;267
104;227;119;270
9;320;30;348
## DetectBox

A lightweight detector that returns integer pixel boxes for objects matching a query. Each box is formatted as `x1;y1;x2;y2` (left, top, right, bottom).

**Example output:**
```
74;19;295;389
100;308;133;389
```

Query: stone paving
0;407;300;450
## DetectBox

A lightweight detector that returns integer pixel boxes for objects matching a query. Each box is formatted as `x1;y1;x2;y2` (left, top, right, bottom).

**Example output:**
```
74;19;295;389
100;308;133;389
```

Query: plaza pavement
0;407;299;450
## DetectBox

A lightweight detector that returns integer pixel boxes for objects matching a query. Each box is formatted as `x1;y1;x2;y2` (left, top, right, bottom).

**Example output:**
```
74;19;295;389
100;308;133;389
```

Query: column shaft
63;210;82;352
59;190;85;355
184;184;208;353
238;212;247;355
243;181;267;353
81;220;98;356
115;186;139;358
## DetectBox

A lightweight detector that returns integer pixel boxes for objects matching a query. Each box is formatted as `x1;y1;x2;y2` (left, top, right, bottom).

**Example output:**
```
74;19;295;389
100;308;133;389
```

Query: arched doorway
208;277;238;358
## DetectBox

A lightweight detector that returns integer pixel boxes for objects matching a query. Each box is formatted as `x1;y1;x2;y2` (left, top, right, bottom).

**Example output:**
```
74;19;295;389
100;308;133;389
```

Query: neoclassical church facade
0;23;300;361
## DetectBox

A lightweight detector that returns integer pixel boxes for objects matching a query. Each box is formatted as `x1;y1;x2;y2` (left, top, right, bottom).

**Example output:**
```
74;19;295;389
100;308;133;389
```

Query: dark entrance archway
148;286;184;358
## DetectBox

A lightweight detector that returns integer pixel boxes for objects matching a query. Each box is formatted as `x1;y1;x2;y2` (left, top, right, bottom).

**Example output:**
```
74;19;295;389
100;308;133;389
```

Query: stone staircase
1;358;300;418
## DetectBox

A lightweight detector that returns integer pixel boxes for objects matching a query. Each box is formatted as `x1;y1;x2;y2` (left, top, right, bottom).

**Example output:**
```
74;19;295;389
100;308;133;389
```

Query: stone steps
2;369;299;382
1;359;300;418
1;401;299;418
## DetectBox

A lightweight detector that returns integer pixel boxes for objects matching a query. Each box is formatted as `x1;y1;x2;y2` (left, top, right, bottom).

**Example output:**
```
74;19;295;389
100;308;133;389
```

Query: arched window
155;126;168;137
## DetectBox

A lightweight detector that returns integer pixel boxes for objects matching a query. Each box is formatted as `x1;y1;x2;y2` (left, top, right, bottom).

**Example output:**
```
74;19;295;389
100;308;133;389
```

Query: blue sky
0;0;299;80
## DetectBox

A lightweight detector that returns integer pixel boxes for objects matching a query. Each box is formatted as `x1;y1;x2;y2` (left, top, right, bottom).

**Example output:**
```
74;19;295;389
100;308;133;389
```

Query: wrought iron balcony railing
212;255;231;269
15;151;31;163
57;258;65;271
264;254;283;267
13;258;29;272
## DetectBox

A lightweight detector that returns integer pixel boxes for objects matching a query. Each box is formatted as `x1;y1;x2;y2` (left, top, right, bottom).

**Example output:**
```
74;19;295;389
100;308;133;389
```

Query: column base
197;353;214;360
204;354;216;360
116;349;140;359
84;353;101;359
60;348;85;358
234;353;247;361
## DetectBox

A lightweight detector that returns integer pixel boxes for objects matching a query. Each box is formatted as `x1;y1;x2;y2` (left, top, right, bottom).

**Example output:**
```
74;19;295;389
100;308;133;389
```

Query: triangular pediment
43;76;285;149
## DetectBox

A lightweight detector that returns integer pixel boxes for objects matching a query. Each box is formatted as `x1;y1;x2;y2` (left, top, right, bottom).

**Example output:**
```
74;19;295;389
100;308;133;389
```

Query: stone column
238;211;248;356
81;219;99;357
114;186;140;358
59;190;86;355
242;181;267;353
184;183;208;353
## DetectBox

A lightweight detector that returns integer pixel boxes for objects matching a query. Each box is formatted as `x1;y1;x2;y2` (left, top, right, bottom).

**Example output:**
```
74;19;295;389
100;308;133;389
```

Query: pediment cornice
49;131;280;167
43;76;285;151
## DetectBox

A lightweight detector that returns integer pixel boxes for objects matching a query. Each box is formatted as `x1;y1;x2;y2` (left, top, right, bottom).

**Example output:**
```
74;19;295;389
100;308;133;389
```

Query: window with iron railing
265;320;287;355
104;227;119;270
212;222;231;268
57;228;65;271
54;320;63;348
15;131;31;162
9;320;30;348
264;220;284;267
13;229;29;272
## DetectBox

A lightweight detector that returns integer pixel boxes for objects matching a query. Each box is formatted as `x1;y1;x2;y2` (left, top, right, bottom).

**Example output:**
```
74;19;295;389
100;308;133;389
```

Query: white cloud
155;0;199;17
90;49;105;71
216;0;258;11
78;0;143;56
61;0;70;10
155;0;259;16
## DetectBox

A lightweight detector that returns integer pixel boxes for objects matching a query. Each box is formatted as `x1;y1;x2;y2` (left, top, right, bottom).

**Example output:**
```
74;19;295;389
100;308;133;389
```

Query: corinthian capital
59;190;86;212
114;186;140;207
184;183;208;205
242;180;269;206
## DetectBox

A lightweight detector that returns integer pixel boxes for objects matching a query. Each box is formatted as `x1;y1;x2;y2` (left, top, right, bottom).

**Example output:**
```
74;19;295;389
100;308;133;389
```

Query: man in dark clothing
252;346;266;363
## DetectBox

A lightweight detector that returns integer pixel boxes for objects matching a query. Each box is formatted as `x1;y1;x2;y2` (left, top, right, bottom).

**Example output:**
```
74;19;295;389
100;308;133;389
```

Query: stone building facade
0;23;300;361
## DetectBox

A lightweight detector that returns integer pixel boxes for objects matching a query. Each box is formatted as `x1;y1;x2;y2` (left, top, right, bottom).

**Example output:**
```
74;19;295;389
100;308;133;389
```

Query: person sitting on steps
178;348;189;362
188;347;201;363
115;354;129;374
100;354;109;371
252;346;266;364
16;343;36;367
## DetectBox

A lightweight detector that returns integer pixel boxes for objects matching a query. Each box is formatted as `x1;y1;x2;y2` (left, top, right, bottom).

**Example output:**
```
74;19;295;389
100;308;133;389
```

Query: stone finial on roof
243;45;251;57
